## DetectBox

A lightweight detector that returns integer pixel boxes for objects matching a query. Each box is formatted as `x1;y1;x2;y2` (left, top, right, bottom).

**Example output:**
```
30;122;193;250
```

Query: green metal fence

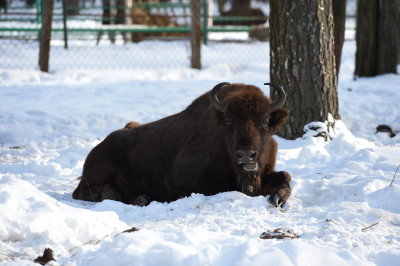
0;0;356;71
0;0;261;40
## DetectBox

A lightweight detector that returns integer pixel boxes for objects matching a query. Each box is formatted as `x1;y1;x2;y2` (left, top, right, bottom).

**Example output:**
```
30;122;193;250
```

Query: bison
72;82;291;207
214;7;268;26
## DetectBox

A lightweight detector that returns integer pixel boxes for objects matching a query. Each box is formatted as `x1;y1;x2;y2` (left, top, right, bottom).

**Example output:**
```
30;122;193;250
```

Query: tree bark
355;0;378;77
39;0;54;72
398;0;400;64
332;0;346;78
376;0;398;74
355;0;398;77
0;0;7;9
27;0;35;6
102;0;112;25
116;0;125;25
190;0;201;69
101;0;115;43
269;0;340;140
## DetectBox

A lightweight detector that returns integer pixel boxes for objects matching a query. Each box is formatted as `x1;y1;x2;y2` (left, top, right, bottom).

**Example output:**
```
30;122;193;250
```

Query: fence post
38;0;54;72
62;0;68;49
191;0;201;69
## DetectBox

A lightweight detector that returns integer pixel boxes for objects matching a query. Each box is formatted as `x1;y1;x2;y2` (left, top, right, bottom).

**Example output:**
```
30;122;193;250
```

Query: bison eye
262;120;269;128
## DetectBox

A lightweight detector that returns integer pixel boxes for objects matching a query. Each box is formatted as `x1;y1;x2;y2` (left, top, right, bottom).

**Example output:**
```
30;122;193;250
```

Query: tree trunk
39;0;54;72
355;0;378;77
398;0;400;64
190;0;201;69
269;0;340;140
62;0;69;49
376;0;398;75
0;0;7;9
102;0;111;25
27;0;35;6
332;0;346;78
101;0;115;43
116;0;125;25
355;0;398;77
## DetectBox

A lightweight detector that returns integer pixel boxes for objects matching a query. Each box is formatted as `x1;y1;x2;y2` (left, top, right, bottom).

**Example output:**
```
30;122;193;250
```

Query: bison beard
72;82;292;208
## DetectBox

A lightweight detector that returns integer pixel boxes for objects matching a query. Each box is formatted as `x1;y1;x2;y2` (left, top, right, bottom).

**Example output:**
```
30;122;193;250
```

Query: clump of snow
0;39;399;265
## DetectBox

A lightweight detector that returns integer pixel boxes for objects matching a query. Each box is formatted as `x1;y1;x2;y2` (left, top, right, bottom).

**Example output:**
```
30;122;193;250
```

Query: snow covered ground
0;39;400;265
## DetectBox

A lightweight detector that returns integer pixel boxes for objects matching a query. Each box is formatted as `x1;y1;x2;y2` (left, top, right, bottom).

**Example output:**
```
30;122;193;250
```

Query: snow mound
367;185;400;213
0;175;129;263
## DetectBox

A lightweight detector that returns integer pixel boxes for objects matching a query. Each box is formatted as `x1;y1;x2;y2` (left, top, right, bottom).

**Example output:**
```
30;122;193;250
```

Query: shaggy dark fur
72;83;291;207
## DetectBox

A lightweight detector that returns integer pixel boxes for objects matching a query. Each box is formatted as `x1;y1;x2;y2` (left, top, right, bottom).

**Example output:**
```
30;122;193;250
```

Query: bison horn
264;82;286;113
209;82;230;112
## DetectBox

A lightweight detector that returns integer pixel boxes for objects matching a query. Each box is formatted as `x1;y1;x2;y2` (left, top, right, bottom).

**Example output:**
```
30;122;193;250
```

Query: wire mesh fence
0;0;356;71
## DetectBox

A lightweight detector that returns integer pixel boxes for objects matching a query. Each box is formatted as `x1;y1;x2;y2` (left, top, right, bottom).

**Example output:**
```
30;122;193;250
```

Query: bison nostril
236;151;245;160
248;151;257;161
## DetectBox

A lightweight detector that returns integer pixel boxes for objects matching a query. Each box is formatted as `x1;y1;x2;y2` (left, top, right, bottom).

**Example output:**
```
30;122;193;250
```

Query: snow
1;38;400;266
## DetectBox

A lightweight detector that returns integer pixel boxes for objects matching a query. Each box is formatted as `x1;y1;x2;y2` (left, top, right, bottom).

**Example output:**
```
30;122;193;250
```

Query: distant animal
72;82;292;207
214;7;268;26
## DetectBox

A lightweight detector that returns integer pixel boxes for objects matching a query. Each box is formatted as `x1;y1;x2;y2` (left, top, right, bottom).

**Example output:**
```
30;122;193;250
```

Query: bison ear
269;108;288;133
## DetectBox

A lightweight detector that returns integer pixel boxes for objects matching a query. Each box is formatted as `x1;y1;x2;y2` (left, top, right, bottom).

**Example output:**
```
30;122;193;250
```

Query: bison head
210;82;288;196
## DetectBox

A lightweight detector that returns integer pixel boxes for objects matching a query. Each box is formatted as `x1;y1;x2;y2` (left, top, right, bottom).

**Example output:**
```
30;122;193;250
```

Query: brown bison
214;7;268;26
72;82;291;207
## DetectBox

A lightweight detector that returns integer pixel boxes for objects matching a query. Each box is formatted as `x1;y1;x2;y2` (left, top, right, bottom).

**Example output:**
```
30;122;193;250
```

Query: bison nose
236;150;257;163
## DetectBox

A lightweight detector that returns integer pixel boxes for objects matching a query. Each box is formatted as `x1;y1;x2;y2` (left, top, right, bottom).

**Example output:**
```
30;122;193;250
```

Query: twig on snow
68;234;109;253
361;222;379;232
390;163;400;187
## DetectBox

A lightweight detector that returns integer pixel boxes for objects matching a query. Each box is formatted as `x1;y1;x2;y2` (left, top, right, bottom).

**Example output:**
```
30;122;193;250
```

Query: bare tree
39;0;54;72
355;0;399;77
190;0;201;69
116;0;125;25
0;0;7;10
269;0;340;140
332;0;346;78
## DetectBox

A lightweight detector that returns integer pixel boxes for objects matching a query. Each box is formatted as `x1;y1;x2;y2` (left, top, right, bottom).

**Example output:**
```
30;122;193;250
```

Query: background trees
355;0;399;77
332;0;346;77
38;0;54;72
269;0;340;140
270;0;399;140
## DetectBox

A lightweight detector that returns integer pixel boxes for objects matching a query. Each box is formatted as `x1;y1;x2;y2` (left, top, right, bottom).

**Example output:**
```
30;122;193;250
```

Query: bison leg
262;171;291;207
100;183;122;202
72;178;122;202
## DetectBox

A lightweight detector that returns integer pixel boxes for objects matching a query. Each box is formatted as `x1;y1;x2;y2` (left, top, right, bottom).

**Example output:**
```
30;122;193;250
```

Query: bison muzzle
72;82;292;207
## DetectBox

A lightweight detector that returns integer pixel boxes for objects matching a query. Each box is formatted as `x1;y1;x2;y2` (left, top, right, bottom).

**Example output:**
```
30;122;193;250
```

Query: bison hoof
268;192;287;208
131;194;151;207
